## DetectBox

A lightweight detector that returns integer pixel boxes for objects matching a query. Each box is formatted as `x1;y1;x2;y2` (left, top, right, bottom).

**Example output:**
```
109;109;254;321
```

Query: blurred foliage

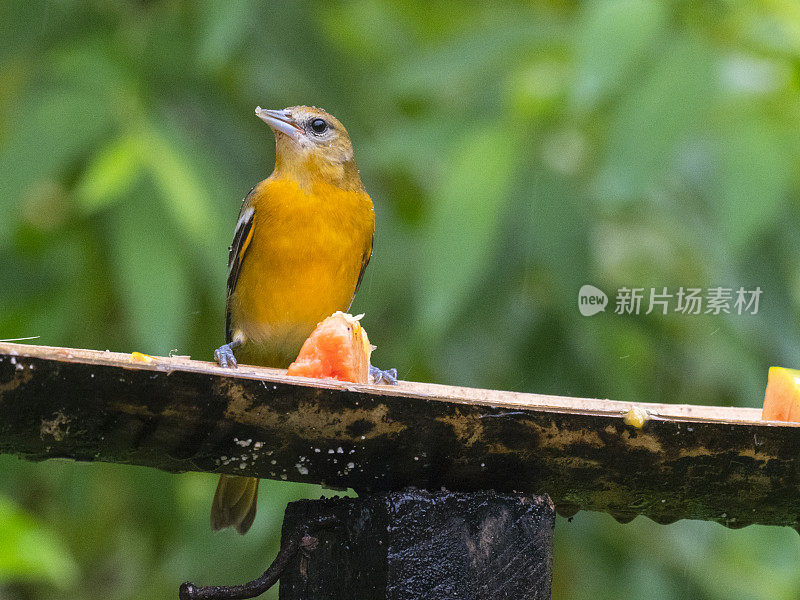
2;0;800;598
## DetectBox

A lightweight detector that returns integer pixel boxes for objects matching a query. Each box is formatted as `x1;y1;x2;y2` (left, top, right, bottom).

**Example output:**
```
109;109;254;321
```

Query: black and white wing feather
225;187;257;342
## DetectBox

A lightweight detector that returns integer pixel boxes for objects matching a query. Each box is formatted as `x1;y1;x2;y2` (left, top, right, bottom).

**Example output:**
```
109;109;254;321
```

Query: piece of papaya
762;366;800;422
286;312;373;384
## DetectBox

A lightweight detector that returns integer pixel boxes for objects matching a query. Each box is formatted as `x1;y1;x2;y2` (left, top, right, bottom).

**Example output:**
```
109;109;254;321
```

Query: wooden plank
0;342;797;530
0;342;772;422
278;490;554;600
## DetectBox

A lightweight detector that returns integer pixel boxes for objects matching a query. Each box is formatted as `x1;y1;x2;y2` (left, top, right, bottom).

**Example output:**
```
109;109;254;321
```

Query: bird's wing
225;187;257;342
353;235;373;298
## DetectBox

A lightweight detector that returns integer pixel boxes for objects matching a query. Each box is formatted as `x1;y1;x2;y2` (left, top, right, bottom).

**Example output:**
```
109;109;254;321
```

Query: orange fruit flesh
762;366;800;422
286;312;372;384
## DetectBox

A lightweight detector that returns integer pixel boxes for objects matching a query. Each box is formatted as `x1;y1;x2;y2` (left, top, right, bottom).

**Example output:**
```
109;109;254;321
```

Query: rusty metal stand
279;488;554;600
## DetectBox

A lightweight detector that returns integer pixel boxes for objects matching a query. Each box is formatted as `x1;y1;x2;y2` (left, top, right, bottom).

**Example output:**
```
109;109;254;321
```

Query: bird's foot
214;343;238;369
370;365;398;385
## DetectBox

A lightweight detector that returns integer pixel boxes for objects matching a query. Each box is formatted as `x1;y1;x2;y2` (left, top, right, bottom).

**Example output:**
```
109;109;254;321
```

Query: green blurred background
2;0;800;598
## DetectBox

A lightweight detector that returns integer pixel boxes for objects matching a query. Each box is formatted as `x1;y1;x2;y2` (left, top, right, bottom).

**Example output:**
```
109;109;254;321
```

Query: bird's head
256;105;362;191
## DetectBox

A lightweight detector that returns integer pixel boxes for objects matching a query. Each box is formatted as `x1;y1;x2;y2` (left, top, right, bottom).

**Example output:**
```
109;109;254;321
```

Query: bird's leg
370;365;398;385
214;339;242;369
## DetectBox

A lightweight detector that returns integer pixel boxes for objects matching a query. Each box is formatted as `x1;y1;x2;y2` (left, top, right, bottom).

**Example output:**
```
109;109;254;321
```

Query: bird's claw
370;365;398;385
215;343;238;369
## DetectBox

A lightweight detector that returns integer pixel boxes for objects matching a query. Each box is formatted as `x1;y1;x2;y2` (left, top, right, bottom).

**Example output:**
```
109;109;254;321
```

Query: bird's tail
210;475;259;534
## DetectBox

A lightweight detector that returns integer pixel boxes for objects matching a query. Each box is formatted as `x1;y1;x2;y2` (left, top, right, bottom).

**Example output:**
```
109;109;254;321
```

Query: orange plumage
210;106;374;534
228;177;373;366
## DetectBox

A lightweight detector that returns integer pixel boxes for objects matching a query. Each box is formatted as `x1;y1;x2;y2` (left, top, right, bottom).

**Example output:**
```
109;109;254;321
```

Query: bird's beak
255;107;303;138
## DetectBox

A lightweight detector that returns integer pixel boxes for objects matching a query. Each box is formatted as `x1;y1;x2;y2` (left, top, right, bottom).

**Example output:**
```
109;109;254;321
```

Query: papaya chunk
286;312;373;384
762;367;800;422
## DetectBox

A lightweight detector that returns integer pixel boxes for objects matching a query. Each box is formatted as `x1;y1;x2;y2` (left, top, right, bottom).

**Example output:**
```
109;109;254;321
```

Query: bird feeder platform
1;342;797;598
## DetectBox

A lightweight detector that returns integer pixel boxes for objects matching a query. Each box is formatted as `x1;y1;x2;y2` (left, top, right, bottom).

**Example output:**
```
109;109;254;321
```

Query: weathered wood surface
279;489;554;600
0;342;798;530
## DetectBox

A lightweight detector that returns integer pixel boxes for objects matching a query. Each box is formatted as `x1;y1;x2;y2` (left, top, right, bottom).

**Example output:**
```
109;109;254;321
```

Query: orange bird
211;106;394;534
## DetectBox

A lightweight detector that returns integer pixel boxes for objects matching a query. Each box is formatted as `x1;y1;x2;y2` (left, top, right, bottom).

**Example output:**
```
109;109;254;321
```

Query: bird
211;105;395;534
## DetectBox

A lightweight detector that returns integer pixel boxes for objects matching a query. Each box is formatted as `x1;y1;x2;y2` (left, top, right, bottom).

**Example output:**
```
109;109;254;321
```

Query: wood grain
278;489;554;599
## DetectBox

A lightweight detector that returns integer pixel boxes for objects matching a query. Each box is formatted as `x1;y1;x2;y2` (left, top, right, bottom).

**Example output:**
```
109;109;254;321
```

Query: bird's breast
229;177;374;363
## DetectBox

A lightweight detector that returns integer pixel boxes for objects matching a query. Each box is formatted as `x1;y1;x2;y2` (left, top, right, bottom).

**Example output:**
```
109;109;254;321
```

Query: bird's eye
310;118;328;134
